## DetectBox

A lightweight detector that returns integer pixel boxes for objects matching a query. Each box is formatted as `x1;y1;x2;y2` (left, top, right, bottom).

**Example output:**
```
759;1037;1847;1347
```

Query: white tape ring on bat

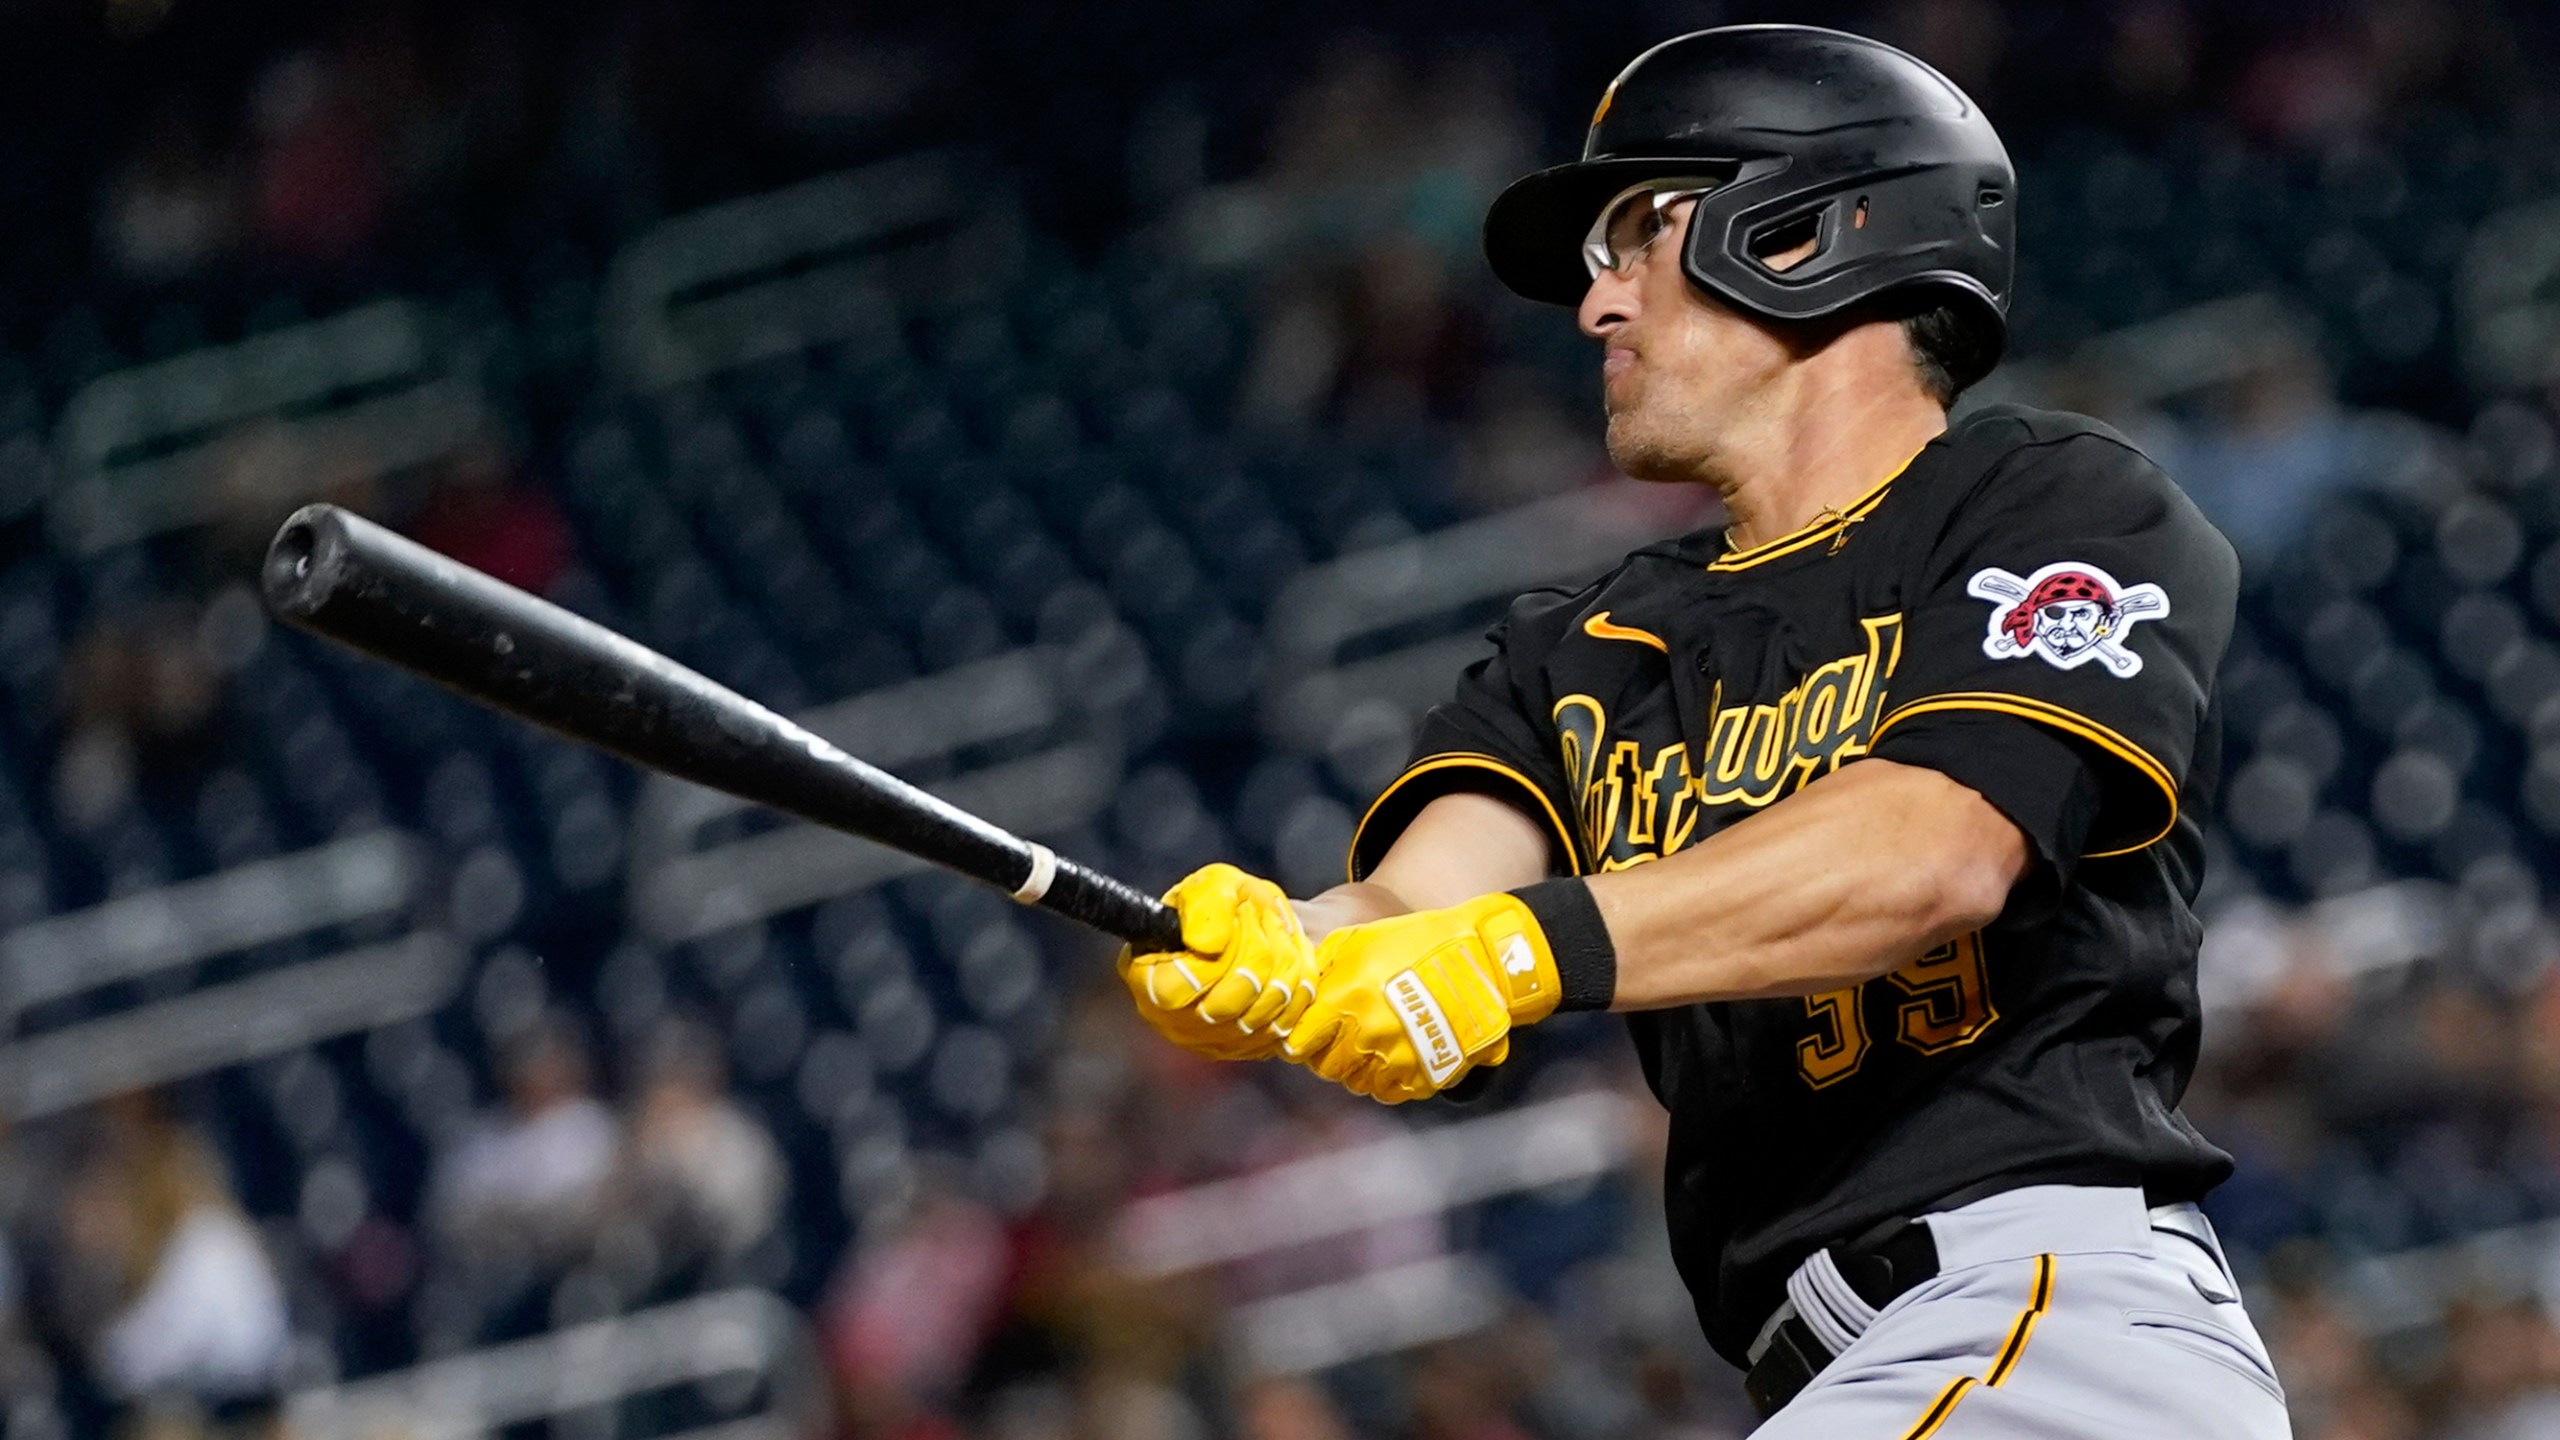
1012;844;1058;904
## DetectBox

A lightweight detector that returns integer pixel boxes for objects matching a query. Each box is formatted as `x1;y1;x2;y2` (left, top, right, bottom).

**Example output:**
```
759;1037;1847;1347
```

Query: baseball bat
260;504;1184;954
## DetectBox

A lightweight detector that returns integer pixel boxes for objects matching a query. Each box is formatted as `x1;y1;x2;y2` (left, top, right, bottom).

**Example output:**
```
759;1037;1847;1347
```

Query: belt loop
1747;1300;1800;1366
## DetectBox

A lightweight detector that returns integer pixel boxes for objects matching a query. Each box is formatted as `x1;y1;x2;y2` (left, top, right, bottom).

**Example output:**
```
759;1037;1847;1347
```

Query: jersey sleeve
1868;430;2237;860
1347;588;1588;882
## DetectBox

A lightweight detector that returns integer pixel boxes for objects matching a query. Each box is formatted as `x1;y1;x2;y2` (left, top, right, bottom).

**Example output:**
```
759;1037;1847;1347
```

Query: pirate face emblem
2034;598;2109;655
1967;561;2169;677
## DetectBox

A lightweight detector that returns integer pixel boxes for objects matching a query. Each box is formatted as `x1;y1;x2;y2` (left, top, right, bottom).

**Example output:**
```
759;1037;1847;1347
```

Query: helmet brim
1482;157;1736;307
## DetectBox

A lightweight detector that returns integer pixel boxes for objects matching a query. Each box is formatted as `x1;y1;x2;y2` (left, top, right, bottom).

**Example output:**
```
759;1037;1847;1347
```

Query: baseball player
1123;26;2289;1438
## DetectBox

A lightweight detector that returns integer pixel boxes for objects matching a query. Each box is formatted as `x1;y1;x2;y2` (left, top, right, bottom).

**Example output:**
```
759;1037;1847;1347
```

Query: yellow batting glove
1118;863;1322;1062
1282;892;1565;1104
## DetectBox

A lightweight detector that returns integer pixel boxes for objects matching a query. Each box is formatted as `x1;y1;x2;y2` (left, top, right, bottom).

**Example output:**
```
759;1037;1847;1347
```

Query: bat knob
263;505;352;619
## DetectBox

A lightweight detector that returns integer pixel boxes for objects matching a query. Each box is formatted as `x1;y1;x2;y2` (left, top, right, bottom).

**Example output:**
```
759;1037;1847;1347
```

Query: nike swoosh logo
1583;611;1667;653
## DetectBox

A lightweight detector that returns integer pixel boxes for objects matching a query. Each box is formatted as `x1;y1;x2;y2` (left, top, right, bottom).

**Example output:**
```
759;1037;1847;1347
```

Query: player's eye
1606;200;1669;258
1583;180;1718;281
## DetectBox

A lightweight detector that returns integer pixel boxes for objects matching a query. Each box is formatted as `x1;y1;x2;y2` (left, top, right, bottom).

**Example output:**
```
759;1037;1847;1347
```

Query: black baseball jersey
1348;404;2238;1366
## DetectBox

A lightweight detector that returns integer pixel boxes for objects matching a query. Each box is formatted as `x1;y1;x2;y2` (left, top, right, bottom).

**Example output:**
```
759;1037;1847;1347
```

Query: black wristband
1510;878;1617;1012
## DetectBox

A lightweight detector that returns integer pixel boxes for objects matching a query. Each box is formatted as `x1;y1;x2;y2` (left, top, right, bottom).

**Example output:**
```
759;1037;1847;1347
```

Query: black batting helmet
1483;25;2015;382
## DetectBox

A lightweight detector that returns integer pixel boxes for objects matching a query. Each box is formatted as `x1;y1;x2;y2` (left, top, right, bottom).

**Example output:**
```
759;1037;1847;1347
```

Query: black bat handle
261;504;1186;954
1043;858;1185;953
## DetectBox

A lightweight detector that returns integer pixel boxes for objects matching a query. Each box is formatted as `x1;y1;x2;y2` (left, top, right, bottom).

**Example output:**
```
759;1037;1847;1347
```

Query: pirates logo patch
1967;561;2168;677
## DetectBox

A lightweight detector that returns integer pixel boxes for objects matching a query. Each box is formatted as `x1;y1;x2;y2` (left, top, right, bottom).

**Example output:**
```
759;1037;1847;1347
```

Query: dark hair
1766;288;2004;406
1898;298;2003;407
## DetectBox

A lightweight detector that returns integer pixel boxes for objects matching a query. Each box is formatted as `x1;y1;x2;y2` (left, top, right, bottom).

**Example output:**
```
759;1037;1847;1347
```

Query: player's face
1576;197;1802;486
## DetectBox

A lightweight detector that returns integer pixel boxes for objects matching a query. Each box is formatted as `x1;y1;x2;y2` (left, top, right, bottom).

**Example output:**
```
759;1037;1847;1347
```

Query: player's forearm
1293;882;1414;942
1294;790;1554;942
1588;758;2028;1010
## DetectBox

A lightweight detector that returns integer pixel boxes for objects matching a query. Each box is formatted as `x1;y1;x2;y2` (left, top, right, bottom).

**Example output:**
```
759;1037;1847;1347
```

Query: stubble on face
1603;313;1771;488
1595;271;1794;488
1602;366;1707;484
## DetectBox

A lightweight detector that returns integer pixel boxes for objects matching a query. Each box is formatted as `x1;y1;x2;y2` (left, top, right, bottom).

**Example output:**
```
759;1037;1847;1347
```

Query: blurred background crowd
4;1;2560;1437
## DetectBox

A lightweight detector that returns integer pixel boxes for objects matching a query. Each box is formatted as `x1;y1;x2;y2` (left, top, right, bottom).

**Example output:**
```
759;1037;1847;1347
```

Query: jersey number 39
1796;934;1997;1088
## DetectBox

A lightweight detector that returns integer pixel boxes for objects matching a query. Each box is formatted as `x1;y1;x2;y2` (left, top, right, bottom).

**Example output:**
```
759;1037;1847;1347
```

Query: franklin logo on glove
1386;969;1466;1084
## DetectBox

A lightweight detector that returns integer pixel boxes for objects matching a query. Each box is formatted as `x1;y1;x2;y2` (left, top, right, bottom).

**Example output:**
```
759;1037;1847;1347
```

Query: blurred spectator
43;1093;287;1405
2140;331;2362;563
1405;1330;1540;1440
248;49;391;263
1193;38;1528;430
616;1017;787;1272
1071;1371;1210;1440
822;1169;1012;1440
53;600;224;853
205;425;388;584
759;11;949;141
406;438;576;597
1225;1079;1447;1302
430;1012;618;1268
1872;0;2009;101
2101;1;2201;123
1452;371;1606;511
2270;1283;2418;1440
1233;1375;1354;1440
2436;1298;2560;1440
97;104;237;283
2228;4;2500;147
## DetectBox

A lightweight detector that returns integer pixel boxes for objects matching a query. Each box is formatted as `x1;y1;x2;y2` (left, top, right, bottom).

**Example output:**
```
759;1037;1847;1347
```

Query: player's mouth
1602;346;1638;384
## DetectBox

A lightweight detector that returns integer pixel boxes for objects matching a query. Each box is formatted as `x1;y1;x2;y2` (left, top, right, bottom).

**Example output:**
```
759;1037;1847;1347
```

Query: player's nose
1579;271;1636;339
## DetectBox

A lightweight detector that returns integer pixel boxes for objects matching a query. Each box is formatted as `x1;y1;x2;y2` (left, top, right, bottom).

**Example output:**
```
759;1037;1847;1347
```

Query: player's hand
1281;892;1564;1103
1118;863;1321;1062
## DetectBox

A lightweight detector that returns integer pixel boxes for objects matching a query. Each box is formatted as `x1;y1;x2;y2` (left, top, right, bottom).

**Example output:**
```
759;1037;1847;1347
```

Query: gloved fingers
1165;863;1254;956
1172;897;1233;958
1235;897;1318;976
1135;1006;1208;1054
1129;953;1215;1010
1329;1050;1383;1095
1271;977;1316;1035
1221;975;1291;1033
1338;1054;1391;1096
1307;1034;1363;1086
1314;1037;1395;1090
1193;966;1267;1025
1301;1005;1397;1054
1137;1006;1266;1062
1360;1057;1433;1104
1366;1074;1422;1105
1196;1035;1268;1062
1229;869;1293;914
1281;1006;1347;1064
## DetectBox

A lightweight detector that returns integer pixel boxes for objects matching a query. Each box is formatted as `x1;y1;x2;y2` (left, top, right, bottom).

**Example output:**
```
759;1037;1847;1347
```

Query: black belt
1743;1216;1942;1419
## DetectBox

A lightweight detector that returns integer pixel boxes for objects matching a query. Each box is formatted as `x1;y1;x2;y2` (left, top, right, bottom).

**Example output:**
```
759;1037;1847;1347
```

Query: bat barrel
260;504;1183;953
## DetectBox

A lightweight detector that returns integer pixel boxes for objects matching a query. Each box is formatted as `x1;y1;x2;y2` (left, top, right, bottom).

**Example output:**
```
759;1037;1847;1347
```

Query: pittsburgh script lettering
1554;613;1904;870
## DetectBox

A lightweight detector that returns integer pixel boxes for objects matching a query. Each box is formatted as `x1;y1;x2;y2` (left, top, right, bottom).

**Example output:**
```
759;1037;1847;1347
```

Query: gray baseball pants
1751;1185;2292;1438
